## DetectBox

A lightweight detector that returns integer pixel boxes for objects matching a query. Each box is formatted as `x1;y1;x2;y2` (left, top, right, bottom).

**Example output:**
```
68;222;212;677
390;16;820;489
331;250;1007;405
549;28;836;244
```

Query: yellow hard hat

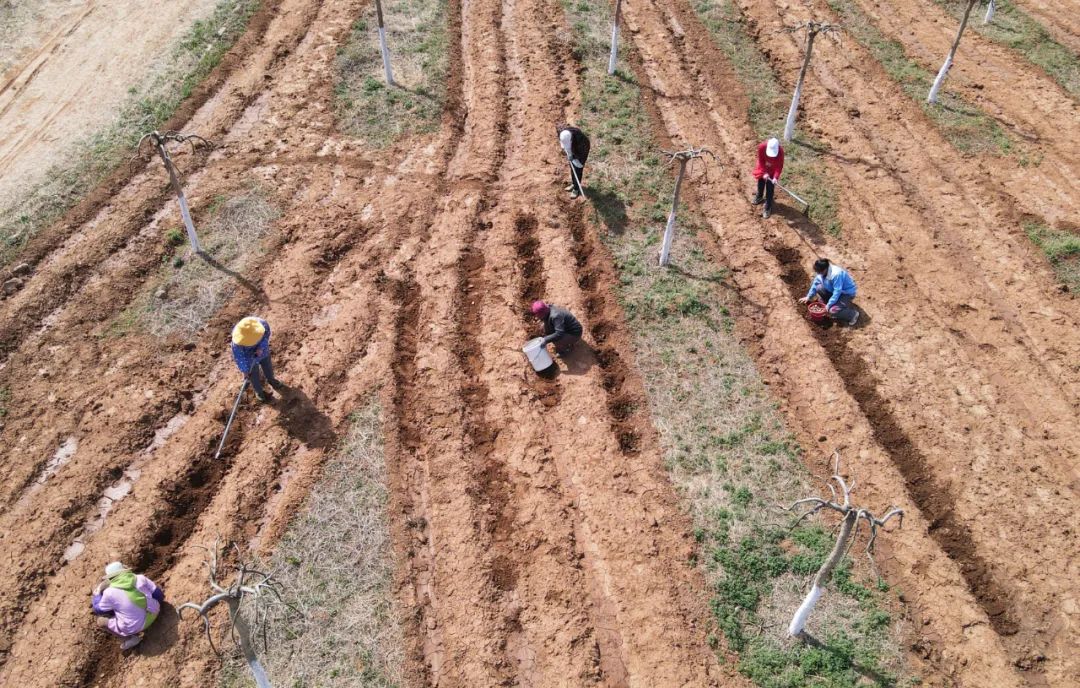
231;317;266;346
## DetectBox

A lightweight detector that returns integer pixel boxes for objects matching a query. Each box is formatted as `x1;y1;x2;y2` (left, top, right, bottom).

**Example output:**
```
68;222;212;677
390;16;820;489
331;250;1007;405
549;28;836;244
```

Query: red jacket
752;141;784;181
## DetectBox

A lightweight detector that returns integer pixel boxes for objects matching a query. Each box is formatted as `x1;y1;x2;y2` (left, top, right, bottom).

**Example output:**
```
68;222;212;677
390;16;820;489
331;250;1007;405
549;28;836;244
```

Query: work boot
848;311;860;327
565;184;575;192
254;390;273;403
120;635;143;650
762;206;771;219
570;189;581;199
751;193;764;206
268;378;286;391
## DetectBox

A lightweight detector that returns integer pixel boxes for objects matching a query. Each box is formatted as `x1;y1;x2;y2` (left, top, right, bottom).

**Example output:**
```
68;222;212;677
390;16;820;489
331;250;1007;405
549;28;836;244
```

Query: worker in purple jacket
91;561;165;650
231;316;285;402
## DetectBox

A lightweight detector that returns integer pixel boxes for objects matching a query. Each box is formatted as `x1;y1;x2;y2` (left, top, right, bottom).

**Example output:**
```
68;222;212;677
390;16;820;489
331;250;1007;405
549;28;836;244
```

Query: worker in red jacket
751;137;784;219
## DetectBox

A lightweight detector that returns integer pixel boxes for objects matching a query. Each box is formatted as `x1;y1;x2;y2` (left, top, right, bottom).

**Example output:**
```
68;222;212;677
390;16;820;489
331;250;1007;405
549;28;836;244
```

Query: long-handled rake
566;151;586;197
215;378;249;460
774;180;811;216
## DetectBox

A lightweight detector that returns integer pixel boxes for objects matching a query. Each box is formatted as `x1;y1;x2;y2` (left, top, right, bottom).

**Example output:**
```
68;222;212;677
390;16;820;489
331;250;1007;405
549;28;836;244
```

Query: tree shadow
589;187;630;235
800;632;896;686
789;138;889;171
273;384;336;450
197;251;269;304
137;602;180;656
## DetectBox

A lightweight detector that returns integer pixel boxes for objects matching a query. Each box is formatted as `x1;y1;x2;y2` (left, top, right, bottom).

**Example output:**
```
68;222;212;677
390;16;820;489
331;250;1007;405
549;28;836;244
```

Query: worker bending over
91;561;165;650
752;137;784;219
231;316;285;402
799;258;859;326
532;300;583;355
557;124;591;199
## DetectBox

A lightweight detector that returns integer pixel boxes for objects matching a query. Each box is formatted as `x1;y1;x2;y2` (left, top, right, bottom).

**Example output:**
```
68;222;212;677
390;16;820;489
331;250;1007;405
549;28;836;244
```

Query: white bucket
522;337;554;372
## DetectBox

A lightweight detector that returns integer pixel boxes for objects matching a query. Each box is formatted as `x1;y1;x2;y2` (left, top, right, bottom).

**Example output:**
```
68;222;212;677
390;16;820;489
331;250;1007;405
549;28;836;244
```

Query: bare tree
928;0;979;104
137;131;214;254
608;0;624;75
657;147;715;267
784;453;903;636
180;540;297;688
782;22;841;142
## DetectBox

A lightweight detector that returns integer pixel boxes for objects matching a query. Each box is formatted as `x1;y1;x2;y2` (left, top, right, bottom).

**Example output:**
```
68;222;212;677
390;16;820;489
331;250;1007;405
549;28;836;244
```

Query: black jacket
541;305;584;345
559;126;591;164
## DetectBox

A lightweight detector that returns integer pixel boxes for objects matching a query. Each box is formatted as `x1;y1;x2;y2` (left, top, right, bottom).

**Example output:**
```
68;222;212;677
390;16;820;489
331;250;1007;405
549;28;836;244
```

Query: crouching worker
799;258;859;326
91;561;164;650
231;316;285;402
532;300;583;356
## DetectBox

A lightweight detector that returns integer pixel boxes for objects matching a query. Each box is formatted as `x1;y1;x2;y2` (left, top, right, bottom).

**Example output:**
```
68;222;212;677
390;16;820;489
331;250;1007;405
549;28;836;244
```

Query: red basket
807;301;828;322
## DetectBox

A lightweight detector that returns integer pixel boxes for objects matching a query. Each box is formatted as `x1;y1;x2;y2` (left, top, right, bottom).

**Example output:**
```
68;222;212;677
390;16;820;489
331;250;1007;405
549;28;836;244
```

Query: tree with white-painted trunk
782;22;841;143
658;147;714;267
374;0;395;86
608;0;623;75
928;0;978;104
983;0;996;24
137;131;214;255
180;540;299;688
785;453;903;637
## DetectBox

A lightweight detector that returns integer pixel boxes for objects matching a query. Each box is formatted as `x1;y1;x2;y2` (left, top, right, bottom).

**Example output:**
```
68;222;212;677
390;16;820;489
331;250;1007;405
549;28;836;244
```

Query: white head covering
104;561;130;578
559;129;573;155
766;138;780;157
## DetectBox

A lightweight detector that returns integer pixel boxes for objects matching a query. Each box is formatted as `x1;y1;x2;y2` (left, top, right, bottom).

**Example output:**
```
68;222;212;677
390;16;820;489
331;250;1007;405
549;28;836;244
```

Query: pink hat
531;300;550;317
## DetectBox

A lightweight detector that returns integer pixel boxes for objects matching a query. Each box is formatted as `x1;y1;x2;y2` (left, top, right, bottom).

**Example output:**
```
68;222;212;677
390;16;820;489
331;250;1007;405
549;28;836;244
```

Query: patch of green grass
1024;221;1080;291
693;0;844;236
827;0;1014;156
335;0;448;146
562;1;911;685
0;386;9;418
0;0;260;266
932;0;1079;97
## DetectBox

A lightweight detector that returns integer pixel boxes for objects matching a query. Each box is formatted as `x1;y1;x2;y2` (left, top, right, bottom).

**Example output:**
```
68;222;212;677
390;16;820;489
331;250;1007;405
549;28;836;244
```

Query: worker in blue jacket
231;317;285;402
798;258;859;326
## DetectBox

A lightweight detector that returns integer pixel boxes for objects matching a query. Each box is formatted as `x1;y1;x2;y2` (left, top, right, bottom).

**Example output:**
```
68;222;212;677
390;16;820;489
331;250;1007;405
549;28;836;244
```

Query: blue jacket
806;265;856;309
231;319;271;375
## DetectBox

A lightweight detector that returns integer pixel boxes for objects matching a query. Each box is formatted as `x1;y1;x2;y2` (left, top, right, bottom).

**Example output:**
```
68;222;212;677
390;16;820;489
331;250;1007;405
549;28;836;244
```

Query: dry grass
220;401;404;688
109;189;278;340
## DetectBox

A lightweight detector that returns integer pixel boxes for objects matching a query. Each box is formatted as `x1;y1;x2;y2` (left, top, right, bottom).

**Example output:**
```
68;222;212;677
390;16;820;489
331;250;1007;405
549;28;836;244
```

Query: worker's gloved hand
572;159;583;168
798;296;810;304
829;305;842;314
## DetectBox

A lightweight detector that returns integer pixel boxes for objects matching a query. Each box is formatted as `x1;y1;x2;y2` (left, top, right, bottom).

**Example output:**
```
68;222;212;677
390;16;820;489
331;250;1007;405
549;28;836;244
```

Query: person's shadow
588;188;629;236
138;602;181;656
273;385;336;450
558;341;597;376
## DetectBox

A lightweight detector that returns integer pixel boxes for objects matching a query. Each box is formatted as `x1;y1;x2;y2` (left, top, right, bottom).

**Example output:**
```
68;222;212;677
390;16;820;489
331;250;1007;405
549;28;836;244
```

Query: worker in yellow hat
230;317;284;402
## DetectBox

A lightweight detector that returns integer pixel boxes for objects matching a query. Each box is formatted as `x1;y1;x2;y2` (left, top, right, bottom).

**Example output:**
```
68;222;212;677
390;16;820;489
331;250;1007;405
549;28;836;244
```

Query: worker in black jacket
557;124;590;199
531;300;583;355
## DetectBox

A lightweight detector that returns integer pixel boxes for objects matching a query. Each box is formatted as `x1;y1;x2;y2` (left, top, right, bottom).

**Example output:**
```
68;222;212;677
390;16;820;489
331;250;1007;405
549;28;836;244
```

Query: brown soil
1011;0;1080;55
1;0;1078;686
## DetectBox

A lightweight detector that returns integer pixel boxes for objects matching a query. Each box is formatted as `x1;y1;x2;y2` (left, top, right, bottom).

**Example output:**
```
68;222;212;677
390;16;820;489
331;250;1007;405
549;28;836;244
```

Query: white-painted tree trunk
928;0;978;104
157;144;201;253
659;157;688;267
233;599;273;688
783;32;817;142
608;0;623;75
788;510;856;636
788;584;823;636
983;0;996;24
375;0;395;86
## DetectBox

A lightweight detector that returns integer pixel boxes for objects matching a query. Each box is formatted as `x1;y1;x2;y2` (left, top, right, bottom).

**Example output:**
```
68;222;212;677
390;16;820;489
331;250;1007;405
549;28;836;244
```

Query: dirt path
847;0;1080;228
0;0;222;208
620;0;1080;685
1011;0;1080;55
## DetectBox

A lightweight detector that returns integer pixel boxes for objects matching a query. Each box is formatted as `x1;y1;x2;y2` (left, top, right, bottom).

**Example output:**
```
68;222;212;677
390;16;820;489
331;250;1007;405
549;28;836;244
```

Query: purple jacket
92;573;164;637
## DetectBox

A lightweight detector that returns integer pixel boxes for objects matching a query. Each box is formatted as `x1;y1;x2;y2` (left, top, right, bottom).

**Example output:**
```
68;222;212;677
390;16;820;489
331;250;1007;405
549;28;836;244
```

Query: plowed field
0;0;1077;687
